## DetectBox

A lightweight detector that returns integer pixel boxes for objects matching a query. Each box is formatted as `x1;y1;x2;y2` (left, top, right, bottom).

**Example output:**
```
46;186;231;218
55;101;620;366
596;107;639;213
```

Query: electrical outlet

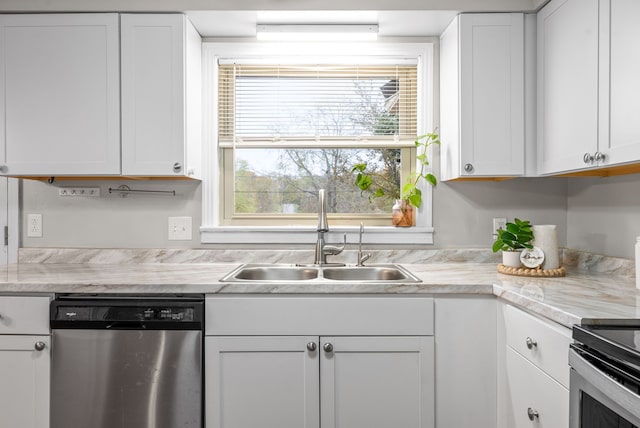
59;187;101;197
27;213;42;238
168;217;192;241
492;217;507;238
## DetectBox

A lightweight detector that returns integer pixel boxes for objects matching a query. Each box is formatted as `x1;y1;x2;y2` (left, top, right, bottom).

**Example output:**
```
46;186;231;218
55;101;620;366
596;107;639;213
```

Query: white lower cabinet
321;336;433;428
0;296;51;428
498;302;570;428
0;335;50;428
206;336;319;428
206;335;433;428
505;347;569;428
435;297;497;428
205;296;434;428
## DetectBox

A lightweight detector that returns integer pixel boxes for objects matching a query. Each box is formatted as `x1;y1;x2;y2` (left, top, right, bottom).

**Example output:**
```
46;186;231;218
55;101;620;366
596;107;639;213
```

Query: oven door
570;346;640;428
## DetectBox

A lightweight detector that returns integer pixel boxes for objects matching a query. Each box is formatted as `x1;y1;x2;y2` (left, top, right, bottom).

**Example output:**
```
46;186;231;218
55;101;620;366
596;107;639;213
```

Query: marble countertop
0;261;638;329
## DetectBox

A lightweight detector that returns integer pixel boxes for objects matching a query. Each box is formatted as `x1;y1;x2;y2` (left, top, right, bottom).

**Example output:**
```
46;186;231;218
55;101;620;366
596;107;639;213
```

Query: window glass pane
234;148;401;214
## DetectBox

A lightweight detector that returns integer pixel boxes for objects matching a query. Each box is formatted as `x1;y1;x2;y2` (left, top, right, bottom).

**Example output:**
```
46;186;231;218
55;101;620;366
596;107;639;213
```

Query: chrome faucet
314;189;346;266
356;222;371;267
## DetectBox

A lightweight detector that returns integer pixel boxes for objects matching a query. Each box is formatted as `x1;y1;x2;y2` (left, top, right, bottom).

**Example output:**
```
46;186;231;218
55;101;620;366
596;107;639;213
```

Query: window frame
200;40;436;244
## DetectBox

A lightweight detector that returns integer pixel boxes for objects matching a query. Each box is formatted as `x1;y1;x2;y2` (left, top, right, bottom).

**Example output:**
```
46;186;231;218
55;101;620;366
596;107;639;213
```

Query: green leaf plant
491;218;534;252
352;132;440;209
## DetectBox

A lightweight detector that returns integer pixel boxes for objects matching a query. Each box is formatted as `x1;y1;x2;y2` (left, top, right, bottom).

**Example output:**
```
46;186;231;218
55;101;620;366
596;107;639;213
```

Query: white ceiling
186;10;461;38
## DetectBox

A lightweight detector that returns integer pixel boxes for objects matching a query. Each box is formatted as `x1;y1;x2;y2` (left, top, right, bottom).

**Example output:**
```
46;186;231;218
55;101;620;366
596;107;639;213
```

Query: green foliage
491;218;534;252
352;132;440;208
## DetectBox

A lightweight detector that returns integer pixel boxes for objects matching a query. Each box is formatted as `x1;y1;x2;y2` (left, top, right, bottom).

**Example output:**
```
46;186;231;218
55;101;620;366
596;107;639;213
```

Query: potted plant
492;218;534;268
352;132;439;227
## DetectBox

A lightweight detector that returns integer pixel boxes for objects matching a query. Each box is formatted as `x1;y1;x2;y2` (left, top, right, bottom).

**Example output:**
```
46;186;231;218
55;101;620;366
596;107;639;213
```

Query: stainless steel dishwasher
50;294;204;428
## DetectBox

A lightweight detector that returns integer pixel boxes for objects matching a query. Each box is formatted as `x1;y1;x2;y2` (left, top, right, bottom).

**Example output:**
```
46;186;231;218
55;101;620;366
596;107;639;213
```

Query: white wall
567;174;640;259
21;180;202;249
21;177;568;250
434;178;567;248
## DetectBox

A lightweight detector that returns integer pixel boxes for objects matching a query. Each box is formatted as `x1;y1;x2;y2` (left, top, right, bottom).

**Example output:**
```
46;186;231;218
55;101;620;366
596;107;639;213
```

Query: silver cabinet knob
0;165;7;173
583;153;594;164
172;162;183;173
306;342;317;352
594;151;606;162
527;408;539;421
526;337;537;349
34;341;46;351
464;163;474;173
323;343;334;353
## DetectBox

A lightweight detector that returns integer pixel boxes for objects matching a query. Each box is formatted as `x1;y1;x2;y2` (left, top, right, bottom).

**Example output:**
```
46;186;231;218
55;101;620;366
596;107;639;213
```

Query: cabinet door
320;336;434;428
435;297;497;428
206;336;319;428
121;14;201;177
459;13;524;177
0;14;120;176
537;0;599;174
504;347;569;428
599;0;640;165
0;335;49;428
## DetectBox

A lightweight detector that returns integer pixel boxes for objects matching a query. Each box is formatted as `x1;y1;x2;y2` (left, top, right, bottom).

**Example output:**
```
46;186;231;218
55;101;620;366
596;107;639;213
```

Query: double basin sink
220;263;422;283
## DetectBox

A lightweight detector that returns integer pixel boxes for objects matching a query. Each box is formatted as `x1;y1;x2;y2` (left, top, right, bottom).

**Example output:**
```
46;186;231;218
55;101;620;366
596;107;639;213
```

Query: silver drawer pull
306;342;317;352
527;407;539;421
323;343;334;353
34;341;46;351
526;337;537;349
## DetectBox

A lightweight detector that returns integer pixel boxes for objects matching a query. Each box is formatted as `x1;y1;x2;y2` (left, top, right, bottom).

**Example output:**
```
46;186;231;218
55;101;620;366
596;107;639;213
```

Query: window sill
200;226;434;245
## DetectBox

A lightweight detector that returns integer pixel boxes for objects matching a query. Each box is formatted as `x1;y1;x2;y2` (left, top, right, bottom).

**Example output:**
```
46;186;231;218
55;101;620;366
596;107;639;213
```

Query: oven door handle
569;347;640;422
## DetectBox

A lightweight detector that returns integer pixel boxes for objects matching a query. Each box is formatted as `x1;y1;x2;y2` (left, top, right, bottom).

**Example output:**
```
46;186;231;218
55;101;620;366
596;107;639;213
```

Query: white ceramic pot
532;225;560;270
502;250;522;268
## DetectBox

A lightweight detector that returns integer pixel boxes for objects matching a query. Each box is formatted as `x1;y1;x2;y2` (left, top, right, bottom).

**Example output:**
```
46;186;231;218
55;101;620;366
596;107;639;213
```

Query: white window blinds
218;63;418;147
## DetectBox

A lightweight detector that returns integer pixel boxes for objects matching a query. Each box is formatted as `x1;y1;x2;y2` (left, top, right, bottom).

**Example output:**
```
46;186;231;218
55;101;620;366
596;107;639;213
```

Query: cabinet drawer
0;296;50;335
505;347;569;428
206;296;433;336
504;304;571;388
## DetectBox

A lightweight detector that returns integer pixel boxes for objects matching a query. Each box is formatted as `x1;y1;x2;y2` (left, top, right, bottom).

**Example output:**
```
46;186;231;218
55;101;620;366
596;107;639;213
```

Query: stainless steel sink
220;264;421;283
322;266;414;281
232;266;319;281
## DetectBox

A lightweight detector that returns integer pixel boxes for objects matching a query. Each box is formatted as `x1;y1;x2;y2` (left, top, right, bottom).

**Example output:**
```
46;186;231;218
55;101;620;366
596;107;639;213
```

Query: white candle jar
532;225;560;270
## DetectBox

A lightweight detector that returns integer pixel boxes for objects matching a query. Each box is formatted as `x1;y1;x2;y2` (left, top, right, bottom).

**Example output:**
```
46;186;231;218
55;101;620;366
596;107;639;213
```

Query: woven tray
497;264;566;277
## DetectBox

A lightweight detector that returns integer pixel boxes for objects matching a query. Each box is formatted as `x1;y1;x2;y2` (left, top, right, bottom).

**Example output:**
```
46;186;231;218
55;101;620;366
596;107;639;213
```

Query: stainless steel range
570;321;640;428
50;294;204;428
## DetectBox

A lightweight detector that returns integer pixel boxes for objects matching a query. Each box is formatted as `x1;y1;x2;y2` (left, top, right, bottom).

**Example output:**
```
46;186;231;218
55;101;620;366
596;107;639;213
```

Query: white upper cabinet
121;14;202;178
0;14;120;176
440;13;524;180
537;0;599;175
599;0;640;166
538;0;640;174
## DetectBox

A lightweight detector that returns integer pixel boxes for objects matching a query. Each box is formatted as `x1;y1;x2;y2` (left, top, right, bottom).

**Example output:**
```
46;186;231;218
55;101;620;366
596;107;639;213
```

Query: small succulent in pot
492;218;534;253
492;218;534;268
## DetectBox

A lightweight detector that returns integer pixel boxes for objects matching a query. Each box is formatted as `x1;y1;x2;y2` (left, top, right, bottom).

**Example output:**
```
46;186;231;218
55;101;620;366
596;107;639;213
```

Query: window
201;42;435;244
219;63;417;226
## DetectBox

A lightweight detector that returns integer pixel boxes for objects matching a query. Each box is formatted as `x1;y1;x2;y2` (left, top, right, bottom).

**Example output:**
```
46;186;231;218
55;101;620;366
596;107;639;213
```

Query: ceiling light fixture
256;24;379;41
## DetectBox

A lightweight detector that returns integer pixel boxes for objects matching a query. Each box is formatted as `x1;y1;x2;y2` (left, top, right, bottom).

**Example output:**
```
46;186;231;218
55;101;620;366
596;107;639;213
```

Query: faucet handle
323;233;346;255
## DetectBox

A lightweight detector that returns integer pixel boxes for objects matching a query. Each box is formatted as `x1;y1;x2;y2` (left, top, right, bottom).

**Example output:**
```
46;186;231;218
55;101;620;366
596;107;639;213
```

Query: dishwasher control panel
50;296;203;330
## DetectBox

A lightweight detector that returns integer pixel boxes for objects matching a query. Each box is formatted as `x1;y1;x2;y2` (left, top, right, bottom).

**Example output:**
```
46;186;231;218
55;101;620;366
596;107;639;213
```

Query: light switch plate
168;216;192;241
